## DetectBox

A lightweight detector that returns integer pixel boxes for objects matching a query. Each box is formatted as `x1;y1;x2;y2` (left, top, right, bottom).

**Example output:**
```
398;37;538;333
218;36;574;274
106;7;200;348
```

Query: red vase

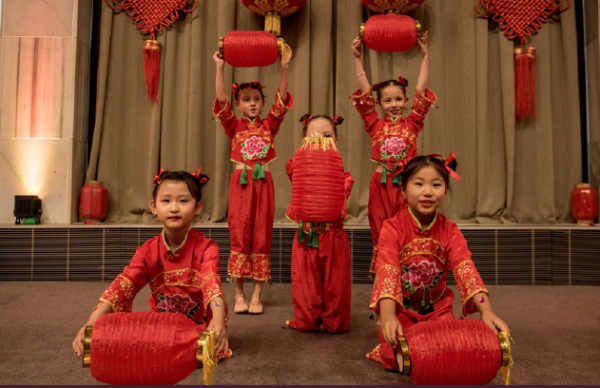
79;181;109;224
571;184;598;225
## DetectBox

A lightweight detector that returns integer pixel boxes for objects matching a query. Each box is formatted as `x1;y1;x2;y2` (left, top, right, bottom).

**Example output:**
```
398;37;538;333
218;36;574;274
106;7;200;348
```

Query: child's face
305;118;337;141
150;181;203;231
377;85;408;118
403;166;446;225
234;88;264;119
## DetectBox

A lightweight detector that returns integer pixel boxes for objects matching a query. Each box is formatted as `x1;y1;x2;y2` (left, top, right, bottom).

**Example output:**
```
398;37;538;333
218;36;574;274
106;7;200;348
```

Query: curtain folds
87;0;582;224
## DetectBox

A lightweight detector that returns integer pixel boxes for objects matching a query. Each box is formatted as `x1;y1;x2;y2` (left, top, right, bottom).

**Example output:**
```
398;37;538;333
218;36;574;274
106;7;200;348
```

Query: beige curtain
87;0;582;224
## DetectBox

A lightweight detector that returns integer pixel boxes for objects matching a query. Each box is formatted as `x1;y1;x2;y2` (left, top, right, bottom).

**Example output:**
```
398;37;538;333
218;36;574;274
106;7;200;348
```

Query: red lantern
360;14;421;52
83;312;217;385
79;181;109;224
361;0;425;14
399;319;512;385
291;137;345;223
219;31;285;68
571;184;599;225
240;0;307;36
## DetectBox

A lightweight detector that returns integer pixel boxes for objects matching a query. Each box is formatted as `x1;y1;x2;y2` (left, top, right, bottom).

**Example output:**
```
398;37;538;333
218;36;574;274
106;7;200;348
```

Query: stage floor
0;282;598;385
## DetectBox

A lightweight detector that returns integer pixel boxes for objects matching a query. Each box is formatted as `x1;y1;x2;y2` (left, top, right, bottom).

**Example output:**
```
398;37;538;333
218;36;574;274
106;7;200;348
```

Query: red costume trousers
368;172;406;273
368;289;456;371
227;169;274;281
288;229;351;333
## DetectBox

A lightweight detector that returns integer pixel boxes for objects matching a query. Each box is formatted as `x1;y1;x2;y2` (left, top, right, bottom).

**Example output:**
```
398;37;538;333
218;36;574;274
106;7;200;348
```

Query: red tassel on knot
143;39;161;103
514;46;536;121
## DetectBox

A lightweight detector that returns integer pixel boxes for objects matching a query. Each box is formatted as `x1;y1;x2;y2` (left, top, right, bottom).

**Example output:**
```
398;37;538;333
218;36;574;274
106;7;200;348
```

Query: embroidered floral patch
157;293;199;319
401;260;445;294
380;137;408;161
241;136;270;161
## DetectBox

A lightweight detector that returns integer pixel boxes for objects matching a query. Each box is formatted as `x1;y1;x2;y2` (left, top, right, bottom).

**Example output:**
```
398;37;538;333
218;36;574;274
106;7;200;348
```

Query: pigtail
331;116;344;126
299;114;313;126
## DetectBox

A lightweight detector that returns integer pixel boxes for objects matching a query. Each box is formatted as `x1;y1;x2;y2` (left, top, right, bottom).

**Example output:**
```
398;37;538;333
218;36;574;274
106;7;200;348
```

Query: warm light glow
15;140;50;196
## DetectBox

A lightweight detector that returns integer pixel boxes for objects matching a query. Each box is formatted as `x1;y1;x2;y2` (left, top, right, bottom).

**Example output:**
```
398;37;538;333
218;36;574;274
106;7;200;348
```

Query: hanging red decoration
571;184;599;225
291;137;345;223
219;31;285;67
83;312;217;385
476;0;570;121
361;0;425;14
240;0;307;36
104;0;198;103
398;319;513;385
79;181;109;224
360;14;421;52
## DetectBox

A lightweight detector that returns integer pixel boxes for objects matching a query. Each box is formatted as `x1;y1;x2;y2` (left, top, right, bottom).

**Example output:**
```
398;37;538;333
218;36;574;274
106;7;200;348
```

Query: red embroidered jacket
350;88;436;173
96;228;226;325
370;208;487;317
212;91;294;168
284;158;354;229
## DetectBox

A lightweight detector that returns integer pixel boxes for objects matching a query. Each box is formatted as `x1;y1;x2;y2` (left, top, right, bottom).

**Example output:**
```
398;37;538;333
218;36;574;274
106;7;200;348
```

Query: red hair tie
397;76;408;87
428;153;461;181
301;116;313;126
332;116;342;125
190;167;208;184
372;83;382;92
231;83;240;96
249;80;266;89
153;168;166;184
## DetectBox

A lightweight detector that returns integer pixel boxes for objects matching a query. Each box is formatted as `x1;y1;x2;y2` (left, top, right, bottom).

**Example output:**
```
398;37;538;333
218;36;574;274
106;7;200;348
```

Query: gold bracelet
356;71;366;77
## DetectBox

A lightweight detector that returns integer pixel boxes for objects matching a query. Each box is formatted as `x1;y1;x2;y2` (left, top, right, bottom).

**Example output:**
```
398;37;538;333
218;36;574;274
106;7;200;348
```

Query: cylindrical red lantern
398;319;512;385
291;137;345;222
571;184;599;225
360;14;421;52
240;0;307;35
219;31;284;67
361;0;426;14
79;181;109;224
83;312;217;385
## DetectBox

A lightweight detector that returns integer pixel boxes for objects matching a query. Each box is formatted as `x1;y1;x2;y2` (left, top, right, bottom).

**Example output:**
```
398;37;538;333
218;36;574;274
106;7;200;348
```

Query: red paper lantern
79;181;109;224
219;31;284;67
241;0;307;35
571;184;599;225
291;137;345;222
360;14;421;52
83;312;217;385
398;319;512;385
361;0;425;14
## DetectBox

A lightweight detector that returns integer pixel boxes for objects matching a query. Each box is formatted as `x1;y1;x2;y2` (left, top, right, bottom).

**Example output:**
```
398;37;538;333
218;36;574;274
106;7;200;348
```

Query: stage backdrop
86;0;582;224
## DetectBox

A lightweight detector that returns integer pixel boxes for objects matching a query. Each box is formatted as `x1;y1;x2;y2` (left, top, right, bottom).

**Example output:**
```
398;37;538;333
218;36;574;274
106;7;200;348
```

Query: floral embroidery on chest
371;121;416;148
380;137;409;161
156;293;199;318
241;135;270;160
401;260;445;293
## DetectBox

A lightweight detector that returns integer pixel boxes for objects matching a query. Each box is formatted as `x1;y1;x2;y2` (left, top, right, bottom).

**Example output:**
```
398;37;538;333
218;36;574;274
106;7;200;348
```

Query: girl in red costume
72;169;231;360
212;46;293;315
367;155;510;371
285;115;354;333
351;32;436;274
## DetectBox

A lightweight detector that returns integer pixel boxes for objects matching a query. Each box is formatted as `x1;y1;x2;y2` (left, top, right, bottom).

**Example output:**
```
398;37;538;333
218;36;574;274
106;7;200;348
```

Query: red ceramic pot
79;181;109;224
571;183;598;225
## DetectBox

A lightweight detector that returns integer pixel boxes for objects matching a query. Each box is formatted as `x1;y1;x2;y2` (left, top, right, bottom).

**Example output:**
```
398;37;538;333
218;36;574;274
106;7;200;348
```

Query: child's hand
281;43;292;65
72;324;88;357
379;314;403;349
481;311;510;334
351;37;363;59
213;51;225;67
206;318;229;357
417;31;429;58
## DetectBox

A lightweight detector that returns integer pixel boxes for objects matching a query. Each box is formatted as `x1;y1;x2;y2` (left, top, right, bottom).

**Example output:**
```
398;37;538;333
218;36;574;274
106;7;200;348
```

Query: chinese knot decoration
476;0;570;121
105;0;198;103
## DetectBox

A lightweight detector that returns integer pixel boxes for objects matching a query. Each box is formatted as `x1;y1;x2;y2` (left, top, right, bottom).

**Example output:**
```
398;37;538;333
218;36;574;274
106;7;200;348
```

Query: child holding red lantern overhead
212;46;293;315
72;168;231;360
351;32;436;275
284;115;354;333
367;155;510;372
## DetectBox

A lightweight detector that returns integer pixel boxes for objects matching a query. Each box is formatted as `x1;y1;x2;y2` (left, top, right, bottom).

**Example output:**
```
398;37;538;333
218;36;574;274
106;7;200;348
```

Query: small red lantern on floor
361;0;425;14
240;0;307;36
79;181;109;224
571;184;598;225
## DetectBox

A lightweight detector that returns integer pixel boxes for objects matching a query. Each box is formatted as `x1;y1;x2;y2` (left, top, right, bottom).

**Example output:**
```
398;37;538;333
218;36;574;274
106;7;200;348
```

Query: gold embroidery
370;264;403;309
99;274;136;312
411;88;437;118
213;99;234;121
350;88;376;116
400;238;447;265
370;123;417;148
270;91;291;118
230;126;273;151
453;260;486;305
150;268;203;295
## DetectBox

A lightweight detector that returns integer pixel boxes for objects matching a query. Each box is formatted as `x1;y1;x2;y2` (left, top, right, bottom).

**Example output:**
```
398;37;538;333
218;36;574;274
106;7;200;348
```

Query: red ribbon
301;116;313;126
332;116;343;125
428;153;461;181
153;168;166;184
231;81;265;96
398;76;408;87
231;83;240;96
190;167;208;184
249;80;266;89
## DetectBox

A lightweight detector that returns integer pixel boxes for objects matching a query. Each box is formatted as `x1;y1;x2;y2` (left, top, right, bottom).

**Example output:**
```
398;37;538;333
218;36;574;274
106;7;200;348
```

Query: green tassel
252;163;265;180
298;221;305;242
380;171;387;184
240;165;247;185
393;174;402;185
307;229;319;248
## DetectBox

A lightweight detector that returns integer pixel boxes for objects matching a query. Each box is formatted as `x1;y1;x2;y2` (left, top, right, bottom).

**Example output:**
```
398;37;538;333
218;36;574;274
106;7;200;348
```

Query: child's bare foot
248;299;264;315
234;298;249;314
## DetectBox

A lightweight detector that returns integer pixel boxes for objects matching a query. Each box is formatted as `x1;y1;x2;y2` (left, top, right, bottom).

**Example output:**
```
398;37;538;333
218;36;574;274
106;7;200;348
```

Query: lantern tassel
143;40;161;103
